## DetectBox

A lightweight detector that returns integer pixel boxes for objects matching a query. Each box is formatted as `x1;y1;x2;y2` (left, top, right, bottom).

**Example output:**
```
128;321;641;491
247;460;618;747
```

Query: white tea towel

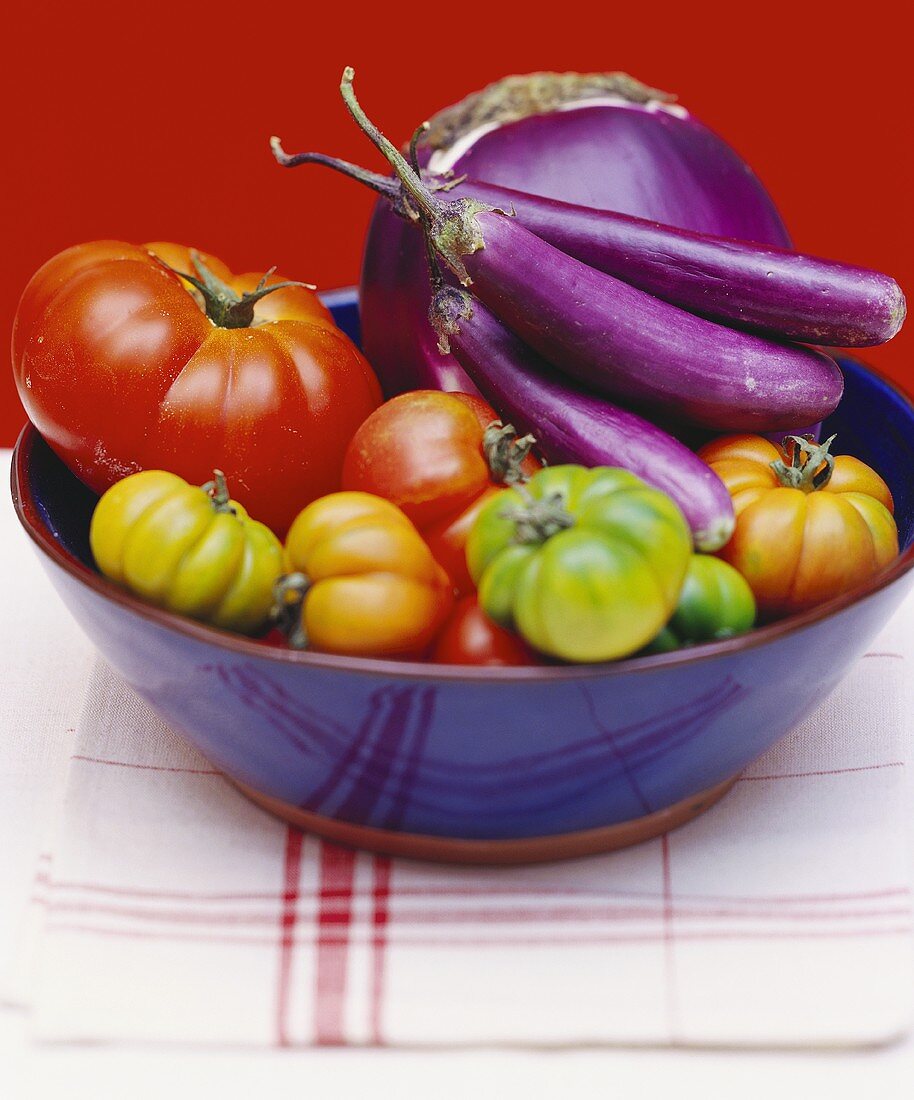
0;451;94;1001
17;589;914;1048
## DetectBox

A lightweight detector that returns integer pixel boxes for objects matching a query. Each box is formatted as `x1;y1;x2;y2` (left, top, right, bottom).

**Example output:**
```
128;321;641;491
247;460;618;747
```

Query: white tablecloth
4;448;914;1094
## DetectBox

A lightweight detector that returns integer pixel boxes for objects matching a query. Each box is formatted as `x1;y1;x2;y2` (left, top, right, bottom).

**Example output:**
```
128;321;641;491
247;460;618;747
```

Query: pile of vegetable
11;67;904;667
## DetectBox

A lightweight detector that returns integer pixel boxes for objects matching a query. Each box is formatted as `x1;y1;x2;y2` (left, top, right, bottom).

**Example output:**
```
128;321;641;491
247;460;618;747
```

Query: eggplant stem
408;121;429;176
269;138;398;197
339;66;438;223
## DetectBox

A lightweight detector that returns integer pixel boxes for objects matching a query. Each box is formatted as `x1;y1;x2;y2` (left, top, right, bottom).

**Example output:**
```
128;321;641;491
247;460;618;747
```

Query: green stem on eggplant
339;66;503;285
270;138;399;198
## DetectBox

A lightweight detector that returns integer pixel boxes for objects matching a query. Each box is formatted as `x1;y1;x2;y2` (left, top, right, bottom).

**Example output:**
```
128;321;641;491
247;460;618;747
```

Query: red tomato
12;241;381;536
341;391;540;593
430;596;538;666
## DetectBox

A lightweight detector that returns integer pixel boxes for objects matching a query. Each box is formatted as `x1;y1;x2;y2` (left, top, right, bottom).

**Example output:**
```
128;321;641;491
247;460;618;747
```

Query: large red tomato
12;241;381;535
341;390;540;593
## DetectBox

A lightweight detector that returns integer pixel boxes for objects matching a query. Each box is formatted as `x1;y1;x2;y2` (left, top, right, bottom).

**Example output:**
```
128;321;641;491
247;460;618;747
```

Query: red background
3;2;911;446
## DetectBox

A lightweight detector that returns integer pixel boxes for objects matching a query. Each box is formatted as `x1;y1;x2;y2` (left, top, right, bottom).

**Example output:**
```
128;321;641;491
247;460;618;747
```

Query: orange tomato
341;391;540;593
699;434;898;619
281;492;453;658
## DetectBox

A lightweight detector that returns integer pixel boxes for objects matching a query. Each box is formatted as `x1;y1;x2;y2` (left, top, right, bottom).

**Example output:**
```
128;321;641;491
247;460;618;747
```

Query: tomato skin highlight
467;465;692;663
89;469;284;634
341;390;539;593
13;241;381;537
284;492;453;659
431;596;538;666
699;434;898;618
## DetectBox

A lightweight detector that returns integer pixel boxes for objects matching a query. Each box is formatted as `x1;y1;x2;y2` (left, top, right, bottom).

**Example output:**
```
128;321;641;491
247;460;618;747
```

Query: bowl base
231;776;738;865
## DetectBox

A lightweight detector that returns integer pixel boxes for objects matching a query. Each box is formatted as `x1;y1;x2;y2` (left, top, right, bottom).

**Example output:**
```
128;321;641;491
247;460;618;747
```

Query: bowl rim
11;361;914;684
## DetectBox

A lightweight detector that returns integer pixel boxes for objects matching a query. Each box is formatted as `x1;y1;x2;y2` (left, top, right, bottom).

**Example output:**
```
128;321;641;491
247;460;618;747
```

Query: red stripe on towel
313;842;356;1045
276;827;303;1048
369;856;392;1045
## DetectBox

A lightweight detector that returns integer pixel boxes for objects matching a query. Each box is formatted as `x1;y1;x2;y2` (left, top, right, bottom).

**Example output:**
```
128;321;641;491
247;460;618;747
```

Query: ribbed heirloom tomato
12;241;381;536
279;492;453;658
90;468;283;634
700;434;898;618
341;391;540;593
467;465;692;662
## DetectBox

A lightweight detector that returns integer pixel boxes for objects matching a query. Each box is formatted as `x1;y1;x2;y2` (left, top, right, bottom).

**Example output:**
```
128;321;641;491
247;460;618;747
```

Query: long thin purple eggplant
445;208;845;432
272;150;905;349
448;179;906;348
432;286;735;551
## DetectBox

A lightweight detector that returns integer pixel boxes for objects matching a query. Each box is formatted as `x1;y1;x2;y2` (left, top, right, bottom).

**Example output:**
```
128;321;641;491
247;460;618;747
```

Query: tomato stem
201;469;237;515
501;492;576;545
271;573;311;650
770;434;837;492
157;251;316;329
483;421;537;486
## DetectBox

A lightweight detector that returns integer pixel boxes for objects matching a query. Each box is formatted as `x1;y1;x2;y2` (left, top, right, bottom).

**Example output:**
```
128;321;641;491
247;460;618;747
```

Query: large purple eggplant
282;73;845;432
360;71;794;394
431;287;735;552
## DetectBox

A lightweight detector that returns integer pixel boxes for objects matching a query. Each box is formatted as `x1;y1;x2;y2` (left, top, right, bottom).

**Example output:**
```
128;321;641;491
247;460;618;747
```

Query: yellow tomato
699;434;898;619
90;469;283;633
282;492;454;658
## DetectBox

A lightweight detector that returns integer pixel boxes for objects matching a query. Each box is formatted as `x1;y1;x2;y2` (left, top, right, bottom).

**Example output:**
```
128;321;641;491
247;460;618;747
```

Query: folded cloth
16;595;914;1049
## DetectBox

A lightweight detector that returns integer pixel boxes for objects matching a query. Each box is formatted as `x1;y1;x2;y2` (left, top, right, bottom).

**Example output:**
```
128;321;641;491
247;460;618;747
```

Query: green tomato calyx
159;251;316;330
770;434;836;493
501;490;575;545
483;420;537;486
271;573;311;650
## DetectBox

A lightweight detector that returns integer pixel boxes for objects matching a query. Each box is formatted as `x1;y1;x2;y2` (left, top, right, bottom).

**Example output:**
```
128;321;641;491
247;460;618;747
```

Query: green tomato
646;555;756;652
466;465;692;663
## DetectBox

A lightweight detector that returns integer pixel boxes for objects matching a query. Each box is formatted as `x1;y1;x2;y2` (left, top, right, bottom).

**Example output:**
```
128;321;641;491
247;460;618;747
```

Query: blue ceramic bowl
11;290;914;862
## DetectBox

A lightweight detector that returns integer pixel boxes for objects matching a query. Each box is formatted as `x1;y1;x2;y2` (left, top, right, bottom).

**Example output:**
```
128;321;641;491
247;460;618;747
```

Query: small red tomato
342;391;539;593
431;596;538;667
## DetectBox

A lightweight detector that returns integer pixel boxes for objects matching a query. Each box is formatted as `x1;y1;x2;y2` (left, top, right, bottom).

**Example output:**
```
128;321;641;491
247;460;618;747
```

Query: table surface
4;448;914;1097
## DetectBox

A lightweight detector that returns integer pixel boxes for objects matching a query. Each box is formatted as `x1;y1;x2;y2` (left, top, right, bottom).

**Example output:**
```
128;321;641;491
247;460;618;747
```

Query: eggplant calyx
770;434;837;492
201;470;238;516
271;573;311;650
159;251;315;329
501;492;576;546
429;197;504;286
483;421;537;487
420;71;676;155
429;285;472;354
